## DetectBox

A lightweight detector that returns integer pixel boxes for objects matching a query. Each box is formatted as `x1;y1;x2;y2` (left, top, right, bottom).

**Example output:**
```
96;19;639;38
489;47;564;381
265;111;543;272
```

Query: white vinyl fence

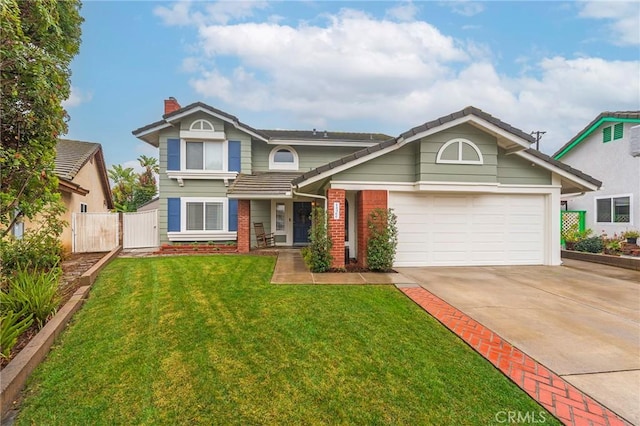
123;209;158;249
72;212;119;253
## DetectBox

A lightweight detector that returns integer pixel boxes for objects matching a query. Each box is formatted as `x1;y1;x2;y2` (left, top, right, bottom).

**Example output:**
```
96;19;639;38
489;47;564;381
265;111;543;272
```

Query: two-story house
133;99;600;268
553;112;640;236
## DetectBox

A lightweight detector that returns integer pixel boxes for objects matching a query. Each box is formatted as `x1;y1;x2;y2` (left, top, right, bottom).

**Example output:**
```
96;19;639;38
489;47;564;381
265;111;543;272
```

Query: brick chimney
164;97;180;115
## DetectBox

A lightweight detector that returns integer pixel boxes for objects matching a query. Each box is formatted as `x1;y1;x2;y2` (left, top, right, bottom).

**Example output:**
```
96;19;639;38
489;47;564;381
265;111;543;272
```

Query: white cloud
154;1;193;26
385;2;419;22
578;1;640;45
444;1;485;17
169;4;638;156
62;86;92;108
154;0;268;26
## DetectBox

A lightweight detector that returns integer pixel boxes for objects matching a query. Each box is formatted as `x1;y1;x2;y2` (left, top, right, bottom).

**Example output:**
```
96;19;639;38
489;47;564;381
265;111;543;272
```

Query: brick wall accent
237;199;251;253
327;189;346;269
356;190;388;268
164;97;181;115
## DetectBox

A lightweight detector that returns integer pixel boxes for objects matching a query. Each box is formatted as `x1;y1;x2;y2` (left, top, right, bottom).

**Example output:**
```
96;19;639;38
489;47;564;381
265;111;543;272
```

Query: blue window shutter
228;140;241;172
167;138;180;170
228;199;238;232
168;198;180;232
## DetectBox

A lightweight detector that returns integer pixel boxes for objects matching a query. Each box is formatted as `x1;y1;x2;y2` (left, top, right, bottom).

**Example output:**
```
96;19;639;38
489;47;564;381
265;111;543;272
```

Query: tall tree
0;0;83;238
133;155;159;209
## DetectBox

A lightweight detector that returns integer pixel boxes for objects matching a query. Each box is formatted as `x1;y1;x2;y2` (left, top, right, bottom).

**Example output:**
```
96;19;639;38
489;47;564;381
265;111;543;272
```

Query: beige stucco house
54;139;113;252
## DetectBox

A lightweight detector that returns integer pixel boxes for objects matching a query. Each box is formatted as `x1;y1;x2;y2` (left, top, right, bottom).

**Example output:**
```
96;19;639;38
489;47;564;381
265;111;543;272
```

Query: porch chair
254;222;275;248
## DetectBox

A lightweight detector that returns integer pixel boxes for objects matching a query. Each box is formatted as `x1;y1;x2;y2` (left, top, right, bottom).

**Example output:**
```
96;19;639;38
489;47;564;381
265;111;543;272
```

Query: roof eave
553;116;640;160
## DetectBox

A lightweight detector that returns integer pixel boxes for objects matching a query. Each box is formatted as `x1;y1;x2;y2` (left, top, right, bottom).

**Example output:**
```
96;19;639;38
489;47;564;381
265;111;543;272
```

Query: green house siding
250;200;271;247
418;124;497;182
252;143;360;173
333;144;417;182
180;112;225;132
497;148;551;185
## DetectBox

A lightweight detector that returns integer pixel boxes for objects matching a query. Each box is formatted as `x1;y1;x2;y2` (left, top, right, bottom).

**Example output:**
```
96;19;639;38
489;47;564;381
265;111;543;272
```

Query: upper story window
436;138;484;165
269;145;299;170
190;119;214;131
603;123;623;143
186;141;224;171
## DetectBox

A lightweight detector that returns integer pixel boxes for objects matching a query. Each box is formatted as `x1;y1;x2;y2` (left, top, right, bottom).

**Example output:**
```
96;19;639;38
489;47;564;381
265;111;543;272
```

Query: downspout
292;187;327;212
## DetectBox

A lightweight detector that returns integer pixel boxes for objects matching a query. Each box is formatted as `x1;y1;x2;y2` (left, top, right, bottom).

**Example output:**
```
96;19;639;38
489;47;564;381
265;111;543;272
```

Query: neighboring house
54;139;114;252
133;99;600;268
137;196;159;212
553;112;640;236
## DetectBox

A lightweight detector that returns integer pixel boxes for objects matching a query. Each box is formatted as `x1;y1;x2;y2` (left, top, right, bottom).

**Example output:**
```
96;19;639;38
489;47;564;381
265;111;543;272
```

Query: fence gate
72;212;119;253
123;209;158;249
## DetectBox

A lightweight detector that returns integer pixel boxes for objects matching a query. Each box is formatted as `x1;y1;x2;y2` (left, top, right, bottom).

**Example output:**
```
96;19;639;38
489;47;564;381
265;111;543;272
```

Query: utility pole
530;130;546;150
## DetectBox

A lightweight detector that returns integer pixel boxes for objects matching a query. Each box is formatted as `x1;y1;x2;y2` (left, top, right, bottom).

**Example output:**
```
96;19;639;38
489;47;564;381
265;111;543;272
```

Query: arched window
190;119;214;131
436;138;484;165
269;145;299;170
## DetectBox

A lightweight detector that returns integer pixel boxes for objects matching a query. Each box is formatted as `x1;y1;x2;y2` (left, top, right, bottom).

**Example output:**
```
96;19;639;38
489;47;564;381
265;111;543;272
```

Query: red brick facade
356;190;388;268
327;189;346;269
237;199;251;253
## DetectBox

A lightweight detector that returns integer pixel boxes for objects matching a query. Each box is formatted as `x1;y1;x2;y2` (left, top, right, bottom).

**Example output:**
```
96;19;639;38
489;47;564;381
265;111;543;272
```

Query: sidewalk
270;249;416;285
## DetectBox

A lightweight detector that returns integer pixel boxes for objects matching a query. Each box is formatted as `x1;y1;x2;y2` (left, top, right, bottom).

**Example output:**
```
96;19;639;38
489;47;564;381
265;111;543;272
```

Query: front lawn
16;256;557;425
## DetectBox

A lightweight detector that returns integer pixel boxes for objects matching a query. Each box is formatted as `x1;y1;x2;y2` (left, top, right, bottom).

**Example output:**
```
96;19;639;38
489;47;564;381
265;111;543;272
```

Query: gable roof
293;106;535;186
553;111;640;160
292;106;601;193
55;139;114;209
132;102;269;146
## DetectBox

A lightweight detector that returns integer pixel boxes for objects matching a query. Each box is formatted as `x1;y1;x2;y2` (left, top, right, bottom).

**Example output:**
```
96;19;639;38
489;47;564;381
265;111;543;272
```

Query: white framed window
596;194;632;223
436;138;484;165
183;140;226;171
269;145;299;170
190;119;214;131
181;197;228;232
80;203;88;213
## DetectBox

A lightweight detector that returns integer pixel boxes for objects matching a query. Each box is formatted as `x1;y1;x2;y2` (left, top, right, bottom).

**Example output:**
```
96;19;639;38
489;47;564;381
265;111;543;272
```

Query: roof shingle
55;139;101;180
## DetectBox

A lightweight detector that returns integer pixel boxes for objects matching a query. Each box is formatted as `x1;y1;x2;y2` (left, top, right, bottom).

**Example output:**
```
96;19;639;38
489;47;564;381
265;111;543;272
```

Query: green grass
16;256;558;425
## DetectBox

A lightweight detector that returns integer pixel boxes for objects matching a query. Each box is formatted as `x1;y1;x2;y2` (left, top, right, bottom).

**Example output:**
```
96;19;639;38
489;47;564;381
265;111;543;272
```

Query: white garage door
389;192;546;267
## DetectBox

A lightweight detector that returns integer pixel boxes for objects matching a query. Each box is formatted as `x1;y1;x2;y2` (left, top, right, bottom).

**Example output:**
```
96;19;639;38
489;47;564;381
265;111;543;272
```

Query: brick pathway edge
398;286;631;426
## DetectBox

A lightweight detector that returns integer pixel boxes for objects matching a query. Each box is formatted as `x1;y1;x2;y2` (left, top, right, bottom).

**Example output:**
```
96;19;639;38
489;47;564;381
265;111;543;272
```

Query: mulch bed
0;252;107;370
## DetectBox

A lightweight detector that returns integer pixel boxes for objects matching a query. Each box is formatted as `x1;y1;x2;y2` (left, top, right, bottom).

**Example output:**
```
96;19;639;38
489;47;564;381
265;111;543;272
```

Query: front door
293;202;312;244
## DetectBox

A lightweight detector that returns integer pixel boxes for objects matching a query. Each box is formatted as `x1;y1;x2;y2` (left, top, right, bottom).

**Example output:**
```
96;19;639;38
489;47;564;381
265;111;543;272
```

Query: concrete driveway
397;259;640;425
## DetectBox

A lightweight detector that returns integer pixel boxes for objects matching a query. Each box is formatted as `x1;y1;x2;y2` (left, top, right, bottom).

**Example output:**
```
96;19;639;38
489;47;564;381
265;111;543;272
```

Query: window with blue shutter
613;123;624;140
228;199;238;232
167;198;181;232
228;140;241;172
167;138;180;170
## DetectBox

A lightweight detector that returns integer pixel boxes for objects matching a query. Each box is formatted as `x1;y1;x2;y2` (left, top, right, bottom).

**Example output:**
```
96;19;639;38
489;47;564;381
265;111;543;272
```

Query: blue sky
63;0;640;171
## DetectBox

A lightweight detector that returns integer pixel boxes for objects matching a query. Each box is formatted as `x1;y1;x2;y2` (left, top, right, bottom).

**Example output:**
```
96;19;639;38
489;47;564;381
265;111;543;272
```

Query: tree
108;156;158;212
0;0;83;238
108;164;136;212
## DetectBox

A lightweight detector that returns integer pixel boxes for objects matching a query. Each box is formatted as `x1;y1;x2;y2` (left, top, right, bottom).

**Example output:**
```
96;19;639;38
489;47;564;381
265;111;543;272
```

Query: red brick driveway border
397;285;631;426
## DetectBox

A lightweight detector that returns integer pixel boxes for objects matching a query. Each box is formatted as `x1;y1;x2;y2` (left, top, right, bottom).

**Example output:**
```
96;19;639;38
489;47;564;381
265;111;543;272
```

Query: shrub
0;309;34;359
301;206;332;272
561;224;592;244
366;208;398;272
574;236;604;254
0;229;64;278
0;268;61;329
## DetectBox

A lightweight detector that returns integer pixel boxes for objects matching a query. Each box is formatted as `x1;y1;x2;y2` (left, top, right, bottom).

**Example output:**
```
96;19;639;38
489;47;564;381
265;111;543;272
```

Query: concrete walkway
270;249;415;285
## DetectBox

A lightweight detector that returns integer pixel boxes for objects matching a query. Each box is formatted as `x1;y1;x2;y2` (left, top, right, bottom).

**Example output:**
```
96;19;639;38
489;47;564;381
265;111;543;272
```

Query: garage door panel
389;192;546;267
